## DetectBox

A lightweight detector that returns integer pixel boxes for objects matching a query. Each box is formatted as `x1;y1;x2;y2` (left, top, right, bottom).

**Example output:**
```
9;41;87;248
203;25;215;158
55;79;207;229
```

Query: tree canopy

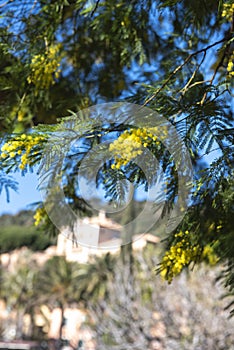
0;0;233;313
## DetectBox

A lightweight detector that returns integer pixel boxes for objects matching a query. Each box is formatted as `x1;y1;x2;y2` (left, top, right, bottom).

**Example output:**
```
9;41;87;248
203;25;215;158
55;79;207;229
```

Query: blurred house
56;211;160;262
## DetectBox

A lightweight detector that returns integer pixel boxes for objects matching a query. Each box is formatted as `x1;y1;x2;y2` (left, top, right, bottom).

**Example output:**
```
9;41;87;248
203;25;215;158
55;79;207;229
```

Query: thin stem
143;37;228;106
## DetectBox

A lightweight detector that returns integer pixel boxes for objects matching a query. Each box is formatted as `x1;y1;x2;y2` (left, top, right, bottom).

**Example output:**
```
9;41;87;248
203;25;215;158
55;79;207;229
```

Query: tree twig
143;37;228;106
180;51;206;96
91;0;101;17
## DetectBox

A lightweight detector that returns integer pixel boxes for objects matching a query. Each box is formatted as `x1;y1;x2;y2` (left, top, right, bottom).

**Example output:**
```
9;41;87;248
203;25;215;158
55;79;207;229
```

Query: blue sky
0;171;42;215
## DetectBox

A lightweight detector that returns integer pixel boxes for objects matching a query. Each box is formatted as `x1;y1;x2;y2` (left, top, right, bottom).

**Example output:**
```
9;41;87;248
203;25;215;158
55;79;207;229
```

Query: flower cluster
227;51;234;78
202;244;219;266
10;104;31;123
34;207;46;226
27;44;61;93
1;133;46;170
221;3;234;22
160;230;202;283
109;127;167;169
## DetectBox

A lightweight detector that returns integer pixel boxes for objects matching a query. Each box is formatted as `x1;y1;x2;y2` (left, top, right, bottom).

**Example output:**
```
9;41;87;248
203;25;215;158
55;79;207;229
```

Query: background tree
35;255;82;339
75;253;116;304
1;252;39;339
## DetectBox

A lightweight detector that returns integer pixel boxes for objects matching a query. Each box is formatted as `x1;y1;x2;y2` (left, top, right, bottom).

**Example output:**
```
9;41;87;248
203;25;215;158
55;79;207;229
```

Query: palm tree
1;255;39;339
35;256;81;339
77;253;116;304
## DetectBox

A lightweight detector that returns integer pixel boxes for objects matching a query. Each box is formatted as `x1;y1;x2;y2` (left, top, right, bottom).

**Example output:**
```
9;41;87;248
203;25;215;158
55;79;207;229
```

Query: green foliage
0;210;34;226
35;255;82;310
0;224;55;253
76;253;116;302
